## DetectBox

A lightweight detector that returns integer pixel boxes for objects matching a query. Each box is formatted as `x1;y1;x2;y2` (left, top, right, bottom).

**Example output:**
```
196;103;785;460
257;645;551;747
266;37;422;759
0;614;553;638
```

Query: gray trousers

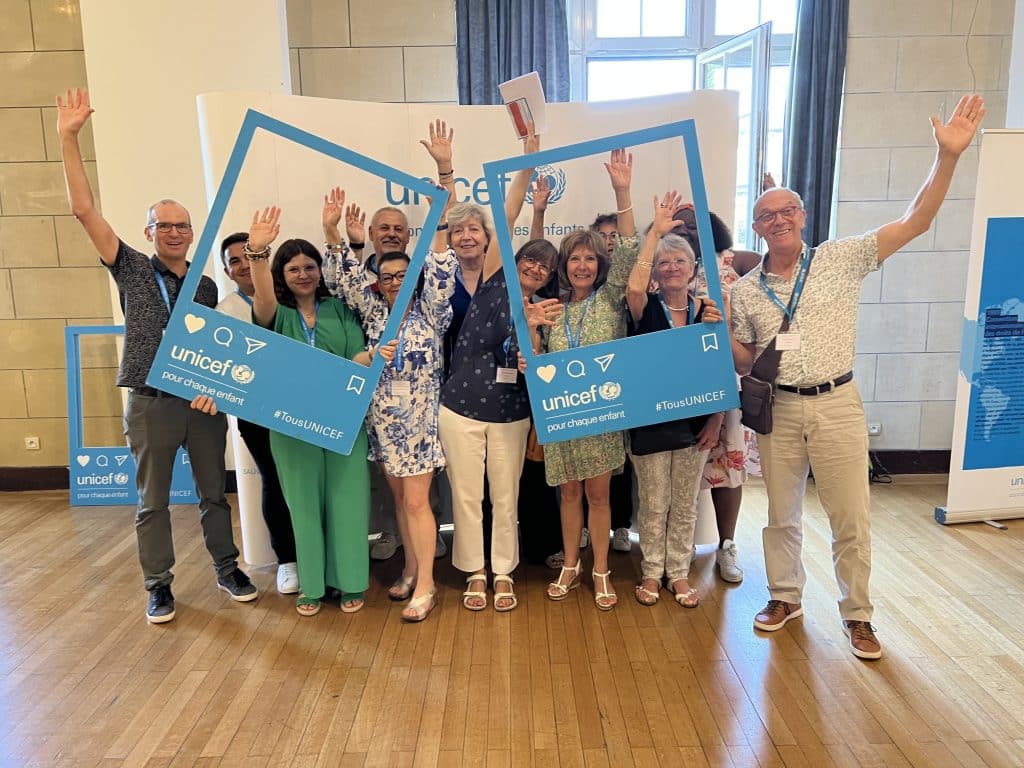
124;392;239;590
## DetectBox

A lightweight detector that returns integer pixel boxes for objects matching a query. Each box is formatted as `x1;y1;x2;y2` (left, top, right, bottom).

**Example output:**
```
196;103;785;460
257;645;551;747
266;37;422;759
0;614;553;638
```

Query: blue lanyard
759;247;813;322
658;294;695;328
153;270;174;314
502;312;515;362
393;320;409;372
298;301;319;347
563;292;595;349
236;289;254;306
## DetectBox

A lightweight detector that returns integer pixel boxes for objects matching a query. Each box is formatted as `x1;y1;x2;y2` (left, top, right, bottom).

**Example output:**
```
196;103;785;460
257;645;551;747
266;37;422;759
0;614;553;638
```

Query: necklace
665;303;687;311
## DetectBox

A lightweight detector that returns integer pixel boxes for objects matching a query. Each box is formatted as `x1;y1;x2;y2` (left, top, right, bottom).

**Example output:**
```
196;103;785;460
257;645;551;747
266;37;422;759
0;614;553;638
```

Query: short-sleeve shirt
729;231;879;387
440;271;530;423
106;240;218;388
216;289;253;323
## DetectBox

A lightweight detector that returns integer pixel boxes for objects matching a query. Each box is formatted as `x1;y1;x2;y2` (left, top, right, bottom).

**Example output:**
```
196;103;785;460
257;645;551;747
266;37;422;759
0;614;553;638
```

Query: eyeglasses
379;271;407;287
754;205;801;226
597;231;619;242
656;258;693;271
148;222;192;234
519;256;551;276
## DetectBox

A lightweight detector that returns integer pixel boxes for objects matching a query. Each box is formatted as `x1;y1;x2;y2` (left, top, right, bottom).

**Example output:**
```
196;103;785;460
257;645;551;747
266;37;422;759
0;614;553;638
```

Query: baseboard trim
1;468;239;493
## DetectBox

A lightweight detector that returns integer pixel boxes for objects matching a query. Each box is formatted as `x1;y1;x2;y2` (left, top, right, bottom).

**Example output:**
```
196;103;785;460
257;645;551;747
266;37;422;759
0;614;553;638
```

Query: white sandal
547;561;581;601
462;572;487;611
593;570;618;611
493;574;517;612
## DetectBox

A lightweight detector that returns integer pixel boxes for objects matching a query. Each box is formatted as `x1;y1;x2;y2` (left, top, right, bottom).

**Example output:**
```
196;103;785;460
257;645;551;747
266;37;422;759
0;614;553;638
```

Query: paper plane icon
594;353;615;372
244;336;267;354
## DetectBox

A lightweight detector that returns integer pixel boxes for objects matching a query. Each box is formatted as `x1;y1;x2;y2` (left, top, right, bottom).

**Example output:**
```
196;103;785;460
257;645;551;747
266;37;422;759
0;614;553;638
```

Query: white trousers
438;406;530;575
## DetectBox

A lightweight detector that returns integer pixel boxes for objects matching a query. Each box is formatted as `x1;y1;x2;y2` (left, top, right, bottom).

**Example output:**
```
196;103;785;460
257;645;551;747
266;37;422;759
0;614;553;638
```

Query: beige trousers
438;406;530;575
756;383;873;621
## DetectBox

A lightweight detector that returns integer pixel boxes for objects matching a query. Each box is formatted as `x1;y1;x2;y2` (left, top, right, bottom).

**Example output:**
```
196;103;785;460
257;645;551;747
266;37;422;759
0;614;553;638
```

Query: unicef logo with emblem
599;381;621;401
525;165;567;206
232;364;256;385
114;473;129;485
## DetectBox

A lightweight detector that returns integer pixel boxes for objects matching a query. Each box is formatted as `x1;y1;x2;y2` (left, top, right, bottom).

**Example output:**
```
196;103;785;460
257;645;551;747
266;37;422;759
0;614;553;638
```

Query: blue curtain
456;0;570;105
784;0;848;246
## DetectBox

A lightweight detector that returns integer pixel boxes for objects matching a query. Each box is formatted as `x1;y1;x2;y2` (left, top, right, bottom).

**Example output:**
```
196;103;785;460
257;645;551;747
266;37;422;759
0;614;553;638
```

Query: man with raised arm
729;95;985;659
57;88;257;624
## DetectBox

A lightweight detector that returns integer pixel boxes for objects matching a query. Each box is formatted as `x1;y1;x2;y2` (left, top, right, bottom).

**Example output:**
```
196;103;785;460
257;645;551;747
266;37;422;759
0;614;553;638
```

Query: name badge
390;380;412;398
776;332;801;351
495;367;518;384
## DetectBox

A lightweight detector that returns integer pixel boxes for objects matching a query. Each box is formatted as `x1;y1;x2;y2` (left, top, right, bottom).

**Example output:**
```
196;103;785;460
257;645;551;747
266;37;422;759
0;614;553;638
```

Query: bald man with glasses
728;94;985;660
57;88;257;624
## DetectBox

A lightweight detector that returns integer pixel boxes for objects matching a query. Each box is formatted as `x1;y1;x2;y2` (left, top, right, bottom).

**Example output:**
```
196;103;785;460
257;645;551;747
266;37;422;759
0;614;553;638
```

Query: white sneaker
276;562;299;594
370;532;401;561
545;550;565;569
611;527;631;552
716;539;744;583
580;528;591;549
434;531;448;559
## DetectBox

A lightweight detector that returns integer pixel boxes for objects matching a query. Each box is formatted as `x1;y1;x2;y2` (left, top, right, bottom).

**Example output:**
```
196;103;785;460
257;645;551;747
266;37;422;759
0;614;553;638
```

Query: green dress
268;297;370;601
543;234;640;486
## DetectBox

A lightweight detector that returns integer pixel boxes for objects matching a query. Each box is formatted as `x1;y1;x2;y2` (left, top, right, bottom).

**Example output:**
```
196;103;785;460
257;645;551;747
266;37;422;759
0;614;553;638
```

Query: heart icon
536;364;557;383
76;455;90;467
184;314;206;333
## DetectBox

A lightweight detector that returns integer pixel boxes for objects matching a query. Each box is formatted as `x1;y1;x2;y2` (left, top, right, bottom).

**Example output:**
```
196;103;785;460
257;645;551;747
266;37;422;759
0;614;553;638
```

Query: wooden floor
3;479;1024;767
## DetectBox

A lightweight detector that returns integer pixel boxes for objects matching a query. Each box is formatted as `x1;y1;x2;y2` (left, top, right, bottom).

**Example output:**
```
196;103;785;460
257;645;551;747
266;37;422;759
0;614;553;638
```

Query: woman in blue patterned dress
322;121;458;622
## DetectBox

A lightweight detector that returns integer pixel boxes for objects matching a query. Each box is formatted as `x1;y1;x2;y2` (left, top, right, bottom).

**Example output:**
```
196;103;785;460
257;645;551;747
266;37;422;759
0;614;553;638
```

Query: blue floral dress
325;245;458;477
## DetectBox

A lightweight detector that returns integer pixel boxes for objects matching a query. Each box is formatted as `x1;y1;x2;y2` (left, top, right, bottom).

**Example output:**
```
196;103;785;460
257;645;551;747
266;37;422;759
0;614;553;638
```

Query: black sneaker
147;585;175;624
217;568;258;602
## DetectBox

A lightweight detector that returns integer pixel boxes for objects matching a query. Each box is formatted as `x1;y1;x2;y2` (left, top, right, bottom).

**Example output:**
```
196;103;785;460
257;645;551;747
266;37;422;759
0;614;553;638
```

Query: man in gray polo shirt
57;88;257;623
729;94;985;660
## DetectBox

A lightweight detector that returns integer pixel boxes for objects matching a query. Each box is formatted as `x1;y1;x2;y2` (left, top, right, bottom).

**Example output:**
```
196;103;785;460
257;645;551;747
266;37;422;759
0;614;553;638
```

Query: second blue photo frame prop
66;325;198;507
147;110;448;455
484;120;740;444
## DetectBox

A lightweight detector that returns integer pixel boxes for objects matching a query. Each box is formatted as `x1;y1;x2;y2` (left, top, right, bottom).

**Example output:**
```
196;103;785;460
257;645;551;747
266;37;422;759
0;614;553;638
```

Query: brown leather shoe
753;600;803;631
844;620;882;660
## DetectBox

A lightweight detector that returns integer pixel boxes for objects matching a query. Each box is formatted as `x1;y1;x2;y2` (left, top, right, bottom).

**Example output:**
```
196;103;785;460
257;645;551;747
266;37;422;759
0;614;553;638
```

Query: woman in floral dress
322;120;457;622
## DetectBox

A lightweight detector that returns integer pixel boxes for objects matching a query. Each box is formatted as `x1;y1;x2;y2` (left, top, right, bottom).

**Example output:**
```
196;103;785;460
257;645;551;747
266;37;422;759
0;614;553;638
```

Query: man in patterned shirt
57;88;257;624
729;94;985;659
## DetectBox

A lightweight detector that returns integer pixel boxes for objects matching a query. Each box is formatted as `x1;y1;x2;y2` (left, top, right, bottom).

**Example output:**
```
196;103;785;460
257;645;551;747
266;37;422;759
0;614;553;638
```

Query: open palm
933;94;985;156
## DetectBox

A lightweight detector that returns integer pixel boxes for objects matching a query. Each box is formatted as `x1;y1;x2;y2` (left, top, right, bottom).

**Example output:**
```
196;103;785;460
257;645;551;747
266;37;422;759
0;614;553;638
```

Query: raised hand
523;121;540;155
322;187;345;232
419;118;454;169
524;297;563;329
249;206;281;253
604;148;633;192
345;203;365;244
531;175;552;212
56;88;94;138
652;190;683;237
762;171;776;192
933;93;985;157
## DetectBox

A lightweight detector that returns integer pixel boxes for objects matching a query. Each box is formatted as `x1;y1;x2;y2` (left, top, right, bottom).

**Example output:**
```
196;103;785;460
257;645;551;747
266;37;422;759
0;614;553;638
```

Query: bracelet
349;241;365;249
243;242;271;260
636;260;652;268
325;241;347;254
616;205;632;215
438;169;454;177
436;222;449;232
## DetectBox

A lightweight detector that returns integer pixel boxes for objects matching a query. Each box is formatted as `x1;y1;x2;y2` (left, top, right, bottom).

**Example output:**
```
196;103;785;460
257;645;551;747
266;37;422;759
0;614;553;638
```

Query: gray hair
446;202;493;247
370;206;408;229
654;233;696;266
752;186;804;217
146;198;189;227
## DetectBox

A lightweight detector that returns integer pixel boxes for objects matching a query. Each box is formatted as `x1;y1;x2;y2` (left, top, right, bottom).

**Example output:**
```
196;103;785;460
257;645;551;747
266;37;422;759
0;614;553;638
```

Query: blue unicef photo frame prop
484;120;740;444
66;325;198;506
147;110;448;454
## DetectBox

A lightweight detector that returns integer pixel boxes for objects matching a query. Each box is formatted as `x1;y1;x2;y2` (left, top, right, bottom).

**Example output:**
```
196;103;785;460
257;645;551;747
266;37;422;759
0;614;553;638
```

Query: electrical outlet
24;436;40;450
867;423;882;437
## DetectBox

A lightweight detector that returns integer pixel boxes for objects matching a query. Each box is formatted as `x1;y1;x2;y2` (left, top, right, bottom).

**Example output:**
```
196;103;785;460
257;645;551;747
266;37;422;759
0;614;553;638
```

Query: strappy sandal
669;579;700;609
547;561;581;601
493;574;517;612
295;593;321;617
388;575;415;601
401;588;437;623
593;570;618;611
635;578;660;606
340;592;365;613
463;572;488;611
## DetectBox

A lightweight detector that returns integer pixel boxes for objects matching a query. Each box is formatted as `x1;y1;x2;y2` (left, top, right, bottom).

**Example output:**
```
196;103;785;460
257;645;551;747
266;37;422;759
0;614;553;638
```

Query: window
568;0;797;246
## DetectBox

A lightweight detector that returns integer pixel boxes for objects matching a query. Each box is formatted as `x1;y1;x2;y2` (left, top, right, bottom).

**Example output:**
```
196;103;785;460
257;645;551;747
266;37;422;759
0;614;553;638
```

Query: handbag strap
749;248;814;383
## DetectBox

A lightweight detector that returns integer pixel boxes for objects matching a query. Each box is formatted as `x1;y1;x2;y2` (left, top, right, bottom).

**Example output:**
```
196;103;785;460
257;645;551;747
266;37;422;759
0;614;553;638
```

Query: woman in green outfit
245;205;376;617
542;149;638;611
